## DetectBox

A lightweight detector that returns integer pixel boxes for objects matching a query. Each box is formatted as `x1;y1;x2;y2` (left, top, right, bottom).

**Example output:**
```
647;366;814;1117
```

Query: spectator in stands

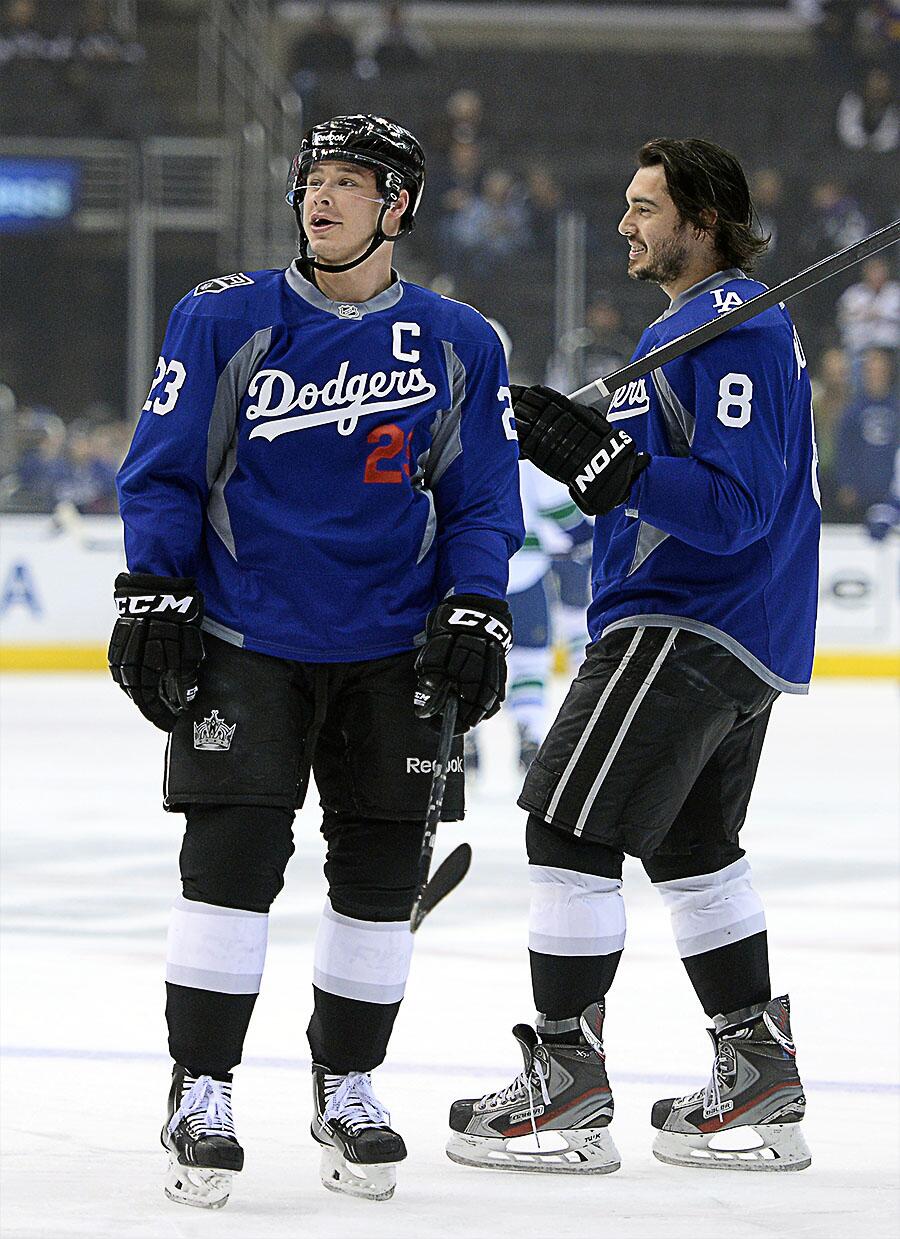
836;64;899;152
60;0;155;138
286;1;357;100
750;166;793;283
0;402;126;514
864;445;900;541
806;177;872;262
581;295;632;376
0;405;68;512
836;255;900;369
436;136;483;200
55;419;119;514
439;167;531;288
429;88;492;157
811;0;867;89
356;1;433;78
0;0;74;135
810;345;852;516
428;137;484;251
523;162;564;250
835;345;899;520
0;0;43;60
799;177;872;355
546;293;633;392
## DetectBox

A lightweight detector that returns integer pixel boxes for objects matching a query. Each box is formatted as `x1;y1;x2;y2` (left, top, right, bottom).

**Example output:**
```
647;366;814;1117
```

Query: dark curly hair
638;138;769;272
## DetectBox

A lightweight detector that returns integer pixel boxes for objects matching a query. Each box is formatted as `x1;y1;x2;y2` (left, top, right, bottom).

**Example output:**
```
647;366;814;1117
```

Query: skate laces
168;1074;236;1140
677;1038;732;1123
478;1057;552;1142
323;1071;390;1135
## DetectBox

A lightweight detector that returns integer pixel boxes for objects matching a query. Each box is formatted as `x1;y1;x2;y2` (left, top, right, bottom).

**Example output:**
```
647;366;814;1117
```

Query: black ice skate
161;1064;244;1208
311;1064;407;1201
446;1001;620;1174
651;994;811;1171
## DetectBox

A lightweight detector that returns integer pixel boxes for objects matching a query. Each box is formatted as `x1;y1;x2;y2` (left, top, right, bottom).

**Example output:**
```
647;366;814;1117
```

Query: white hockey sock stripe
313;899;414;1005
528;864;626;957
166;894;268;994
653;858;767;958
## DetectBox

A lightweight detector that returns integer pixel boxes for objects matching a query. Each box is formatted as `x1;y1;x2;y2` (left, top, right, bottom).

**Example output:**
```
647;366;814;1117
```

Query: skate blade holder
450;1129;620;1173
164;1159;233;1209
497;1131;587;1167
320;1147;398;1201
654;1124;811;1171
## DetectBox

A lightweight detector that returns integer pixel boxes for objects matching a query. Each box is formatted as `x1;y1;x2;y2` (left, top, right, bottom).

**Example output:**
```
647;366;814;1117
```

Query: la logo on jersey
712;288;743;315
245;321;437;439
193;273;255;296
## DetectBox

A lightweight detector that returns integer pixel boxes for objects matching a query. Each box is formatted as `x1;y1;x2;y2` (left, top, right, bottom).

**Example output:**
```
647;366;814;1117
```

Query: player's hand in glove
414;594;513;735
108;572;205;732
511;383;650;516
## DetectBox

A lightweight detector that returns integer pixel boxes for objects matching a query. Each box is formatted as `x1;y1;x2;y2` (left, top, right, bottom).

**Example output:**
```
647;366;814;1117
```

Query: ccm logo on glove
445;606;513;652
115;592;197;616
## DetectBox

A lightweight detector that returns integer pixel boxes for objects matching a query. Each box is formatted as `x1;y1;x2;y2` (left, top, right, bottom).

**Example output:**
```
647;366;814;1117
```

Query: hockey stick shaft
410;694;460;932
570;217;900;404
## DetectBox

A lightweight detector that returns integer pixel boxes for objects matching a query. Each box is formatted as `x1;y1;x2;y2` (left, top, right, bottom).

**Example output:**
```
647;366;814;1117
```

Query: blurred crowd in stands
0;389;131;515
0;0;159;137
0;0;897;530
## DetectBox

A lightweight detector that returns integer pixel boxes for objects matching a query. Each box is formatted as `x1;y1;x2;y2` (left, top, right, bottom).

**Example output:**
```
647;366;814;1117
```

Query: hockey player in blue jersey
448;139;819;1175
108;114;523;1208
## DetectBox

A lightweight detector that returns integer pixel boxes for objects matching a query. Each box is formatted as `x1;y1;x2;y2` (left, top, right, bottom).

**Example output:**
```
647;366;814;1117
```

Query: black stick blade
410;842;472;933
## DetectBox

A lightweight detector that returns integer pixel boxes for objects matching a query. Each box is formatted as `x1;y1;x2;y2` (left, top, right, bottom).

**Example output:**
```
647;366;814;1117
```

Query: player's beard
629;226;690;286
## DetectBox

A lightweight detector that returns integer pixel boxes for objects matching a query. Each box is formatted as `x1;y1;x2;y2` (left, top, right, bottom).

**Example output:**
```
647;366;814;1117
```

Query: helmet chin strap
294;202;394;275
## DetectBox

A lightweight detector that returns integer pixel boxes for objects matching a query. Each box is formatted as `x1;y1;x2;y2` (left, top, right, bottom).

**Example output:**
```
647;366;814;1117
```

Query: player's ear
384;188;410;237
695;207;717;237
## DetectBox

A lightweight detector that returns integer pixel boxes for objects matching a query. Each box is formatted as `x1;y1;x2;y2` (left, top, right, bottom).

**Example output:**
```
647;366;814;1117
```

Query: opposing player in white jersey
448;138;819;1175
506;464;591;770
109;114;523;1208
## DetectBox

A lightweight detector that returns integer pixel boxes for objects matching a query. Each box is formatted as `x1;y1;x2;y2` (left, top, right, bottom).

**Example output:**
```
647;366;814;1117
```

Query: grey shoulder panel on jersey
427;340;466;487
408;340;467;565
206;326;273;560
651;366;695;456
627;521;670;576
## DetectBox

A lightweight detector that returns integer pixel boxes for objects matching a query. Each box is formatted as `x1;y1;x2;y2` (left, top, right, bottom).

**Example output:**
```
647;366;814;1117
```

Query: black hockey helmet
285;114;426;272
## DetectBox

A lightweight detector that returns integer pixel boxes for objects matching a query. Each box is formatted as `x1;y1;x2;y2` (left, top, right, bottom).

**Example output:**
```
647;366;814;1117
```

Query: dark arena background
1;3;898;1236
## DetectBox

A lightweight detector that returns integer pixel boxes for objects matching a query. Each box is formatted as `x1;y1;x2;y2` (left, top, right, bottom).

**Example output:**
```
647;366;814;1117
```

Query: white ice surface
1;674;898;1239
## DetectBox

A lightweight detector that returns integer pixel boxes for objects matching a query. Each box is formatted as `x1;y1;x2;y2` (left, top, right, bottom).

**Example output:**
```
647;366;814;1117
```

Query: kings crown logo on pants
193;710;237;751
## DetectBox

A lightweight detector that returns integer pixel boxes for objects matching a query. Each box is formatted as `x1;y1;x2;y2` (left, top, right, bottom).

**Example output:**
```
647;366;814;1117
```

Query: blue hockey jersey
588;270;821;692
117;265;524;662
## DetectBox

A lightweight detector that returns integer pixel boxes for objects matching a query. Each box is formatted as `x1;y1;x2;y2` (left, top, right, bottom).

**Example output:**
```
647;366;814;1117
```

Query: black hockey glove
108;572;205;732
511;384;650;516
414;594;513;735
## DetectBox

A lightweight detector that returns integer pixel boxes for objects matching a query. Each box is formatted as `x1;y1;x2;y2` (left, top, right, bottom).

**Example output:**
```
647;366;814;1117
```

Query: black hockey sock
307;986;401;1074
166;983;258;1077
680;930;771;1019
530;949;622;1032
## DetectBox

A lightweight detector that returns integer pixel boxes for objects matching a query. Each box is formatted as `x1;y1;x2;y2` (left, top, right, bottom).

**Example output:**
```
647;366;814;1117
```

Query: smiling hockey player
108;114;523;1208
448;138;819;1176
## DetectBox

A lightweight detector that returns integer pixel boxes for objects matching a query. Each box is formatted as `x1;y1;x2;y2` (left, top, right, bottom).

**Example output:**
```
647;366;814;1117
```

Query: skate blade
652;1122;811;1172
164;1152;234;1208
446;1127;621;1174
319;1146;399;1201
